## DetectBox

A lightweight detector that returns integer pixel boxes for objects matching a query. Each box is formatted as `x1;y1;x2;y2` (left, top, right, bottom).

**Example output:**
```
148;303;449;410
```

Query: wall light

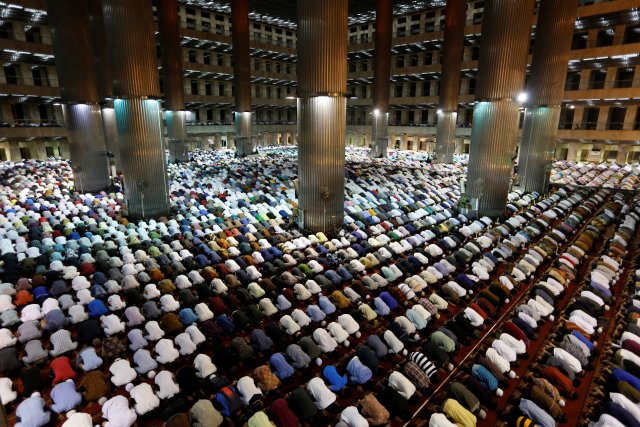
516;92;528;103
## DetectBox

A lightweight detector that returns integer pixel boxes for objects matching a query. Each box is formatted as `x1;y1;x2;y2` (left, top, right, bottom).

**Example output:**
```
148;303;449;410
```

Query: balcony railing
558;121;640;130
0;119;63;127
0;31;52;45
0;74;58;87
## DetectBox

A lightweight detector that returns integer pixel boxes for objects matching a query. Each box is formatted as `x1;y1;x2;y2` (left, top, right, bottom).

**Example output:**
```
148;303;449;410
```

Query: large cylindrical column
518;0;578;194
45;0;110;192
115;99;169;217
297;0;347;232
231;0;254;156
101;104;120;173
435;0;466;163
464;0;534;217
64;104;111;193
87;0;120;173
370;0;392;158
103;0;169;217
158;0;189;162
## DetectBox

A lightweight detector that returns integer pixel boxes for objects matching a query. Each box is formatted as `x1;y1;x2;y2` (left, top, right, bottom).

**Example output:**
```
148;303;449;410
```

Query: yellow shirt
443;398;477;427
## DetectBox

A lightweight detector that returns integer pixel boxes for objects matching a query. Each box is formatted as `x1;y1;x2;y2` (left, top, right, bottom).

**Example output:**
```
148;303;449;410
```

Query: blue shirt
571;330;596;352
367;335;388;358
43;310;67;332
322;365;348;391
613;367;640;392
318;297;336;315
270;353;294;380
373;297;391;316
16;395;51;427
50;381;82;413
405;308;427;330
346;357;372;384
518;398;556;427
250;329;273;352
87;300;109;318
471;364;498;392
179;308;198;325
306;305;326;323
379;292;398;310
78;347;102;371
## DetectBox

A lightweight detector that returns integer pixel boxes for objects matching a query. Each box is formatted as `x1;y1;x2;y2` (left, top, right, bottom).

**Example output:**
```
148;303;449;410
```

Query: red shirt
270;398;299;427
540;366;573;395
50;356;76;385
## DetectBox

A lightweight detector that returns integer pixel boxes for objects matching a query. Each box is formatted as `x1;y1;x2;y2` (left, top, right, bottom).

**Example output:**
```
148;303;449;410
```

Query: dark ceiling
179;1;446;28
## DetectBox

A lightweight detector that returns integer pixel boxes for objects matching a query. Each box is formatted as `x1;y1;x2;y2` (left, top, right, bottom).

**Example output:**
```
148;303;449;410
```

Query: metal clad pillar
45;0;111;192
297;0;347;232
231;0;254;156
103;0;169;218
87;0;120;172
518;0;578;194
158;0;189;162
464;0;534;217
435;0;466;163
371;0;392;158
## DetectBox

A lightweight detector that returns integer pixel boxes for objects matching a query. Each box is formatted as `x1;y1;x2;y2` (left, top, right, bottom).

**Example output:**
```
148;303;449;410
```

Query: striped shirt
410;352;439;379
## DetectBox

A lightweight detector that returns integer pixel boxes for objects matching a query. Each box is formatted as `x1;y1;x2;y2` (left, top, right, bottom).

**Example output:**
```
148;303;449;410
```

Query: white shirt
340;406;369;427
383;330;405;354
389;371;416;399
186;325;206;346
130;383;160;415
155;370;180;399
491;339;517;362
237;376;262;404
194;353;217;378
430;293;449;310
155;339;180;364
307;377;336;410
569;310;597;328
194;303;214;321
499;333;526;354
280;315;301;335
175;333;197;356
568;315;595;335
338;314;360;335
0;329;16;350
553;347;583;373
313;328;338;353
429;413;457;427
144;321;165;341
464;307;484;327
102;315;125;336
20;304;42;322
293;284;312;301
102;396;137;427
291;309;312;328
395;315;417;334
109;359;137;386
160;295;180;312
62;412;93;427
327;322;349;343
486;348;511;373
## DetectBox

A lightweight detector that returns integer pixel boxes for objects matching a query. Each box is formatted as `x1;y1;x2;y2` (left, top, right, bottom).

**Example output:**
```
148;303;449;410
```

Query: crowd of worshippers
0;148;624;427
588;260;640;427
550;161;639;190
448;191;638;427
